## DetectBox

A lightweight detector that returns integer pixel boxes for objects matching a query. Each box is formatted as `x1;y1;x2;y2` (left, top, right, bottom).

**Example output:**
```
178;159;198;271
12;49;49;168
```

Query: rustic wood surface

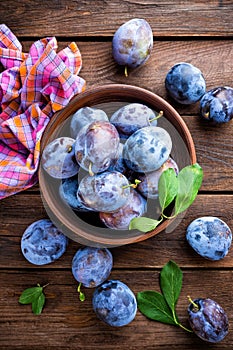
1;1;233;349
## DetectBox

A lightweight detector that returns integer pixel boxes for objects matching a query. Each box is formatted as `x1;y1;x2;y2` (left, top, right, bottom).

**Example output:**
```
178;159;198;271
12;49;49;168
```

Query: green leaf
19;283;49;315
158;168;178;212
129;217;162;232
19;286;43;305
31;292;45;315
174;163;203;216
160;260;183;319
137;291;177;325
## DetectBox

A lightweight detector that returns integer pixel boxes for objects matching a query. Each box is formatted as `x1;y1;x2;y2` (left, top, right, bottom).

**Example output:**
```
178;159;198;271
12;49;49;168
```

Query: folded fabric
0;24;86;200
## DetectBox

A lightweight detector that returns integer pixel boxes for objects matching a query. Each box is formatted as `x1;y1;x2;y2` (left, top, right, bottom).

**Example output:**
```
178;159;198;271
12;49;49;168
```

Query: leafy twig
137;261;192;332
129;163;203;232
19;283;49;315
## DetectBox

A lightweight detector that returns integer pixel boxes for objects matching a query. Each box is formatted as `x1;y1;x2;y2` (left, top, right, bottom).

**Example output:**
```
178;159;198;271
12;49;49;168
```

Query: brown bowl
39;84;196;247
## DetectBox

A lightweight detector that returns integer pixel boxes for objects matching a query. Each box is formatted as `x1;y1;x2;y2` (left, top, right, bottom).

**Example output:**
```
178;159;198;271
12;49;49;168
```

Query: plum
200;86;233;124
123;126;172;173
99;188;147;230
188;298;229;343
110;103;159;139
70;107;109;138
77;171;131;212
108;143;134;178
72;247;113;288
165;62;206;104
92;280;137;327
137;157;179;199
186;216;232;260
41;137;79;179
21;219;68;265
74;120;120;175
112;18;153;75
59;176;93;211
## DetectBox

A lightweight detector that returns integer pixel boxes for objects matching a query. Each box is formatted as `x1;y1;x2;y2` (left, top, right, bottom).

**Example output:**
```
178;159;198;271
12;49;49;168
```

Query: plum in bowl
39;84;196;247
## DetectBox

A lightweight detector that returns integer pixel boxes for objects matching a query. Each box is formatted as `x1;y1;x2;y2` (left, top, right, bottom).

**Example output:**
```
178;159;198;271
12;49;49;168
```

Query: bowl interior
39;84;196;247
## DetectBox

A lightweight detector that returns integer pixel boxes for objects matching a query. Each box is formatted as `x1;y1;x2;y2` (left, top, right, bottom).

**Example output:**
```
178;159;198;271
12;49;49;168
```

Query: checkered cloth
0;24;86;199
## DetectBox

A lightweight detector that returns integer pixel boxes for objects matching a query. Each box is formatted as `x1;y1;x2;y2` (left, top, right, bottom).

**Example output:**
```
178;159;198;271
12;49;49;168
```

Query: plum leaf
19;283;49;315
158;168;178;212
137;291;176;325
174;163;203;216
160;260;183;322
137;261;192;333
129;163;203;233
129;217;162;232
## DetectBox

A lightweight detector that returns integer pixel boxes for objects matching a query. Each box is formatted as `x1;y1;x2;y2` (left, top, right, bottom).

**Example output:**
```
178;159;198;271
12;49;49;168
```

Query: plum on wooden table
165;62;206;104
200;86;233;124
21;219;68;265
186;216;232;261
92;280;137;327
112;18;153;75
188;298;229;343
72;247;113;288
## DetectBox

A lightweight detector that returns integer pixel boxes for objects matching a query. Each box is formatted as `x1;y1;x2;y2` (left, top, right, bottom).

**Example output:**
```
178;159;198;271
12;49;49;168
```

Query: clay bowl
39;84;196;247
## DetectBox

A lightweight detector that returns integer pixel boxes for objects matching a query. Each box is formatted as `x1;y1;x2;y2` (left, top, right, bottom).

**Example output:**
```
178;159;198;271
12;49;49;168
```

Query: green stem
178;322;193;333
172;309;193;333
187;295;199;311
149;110;164;123
77;282;85;302
88;162;94;176
122;179;141;189
66;145;73;153
161;212;177;220
172;309;179;326
203;111;209;119
42;283;50;289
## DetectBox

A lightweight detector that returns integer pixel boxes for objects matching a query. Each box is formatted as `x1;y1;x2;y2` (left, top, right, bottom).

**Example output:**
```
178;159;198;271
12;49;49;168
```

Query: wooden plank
78;39;233;117
1;0;233;37
0;269;232;349
1;3;232;350
183;116;233;191
1;194;233;269
17;39;233;117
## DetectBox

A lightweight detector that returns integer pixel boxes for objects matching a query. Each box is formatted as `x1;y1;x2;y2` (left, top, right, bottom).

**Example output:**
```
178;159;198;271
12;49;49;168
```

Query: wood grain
18;40;233;115
0;270;232;350
1;39;231;117
1;0;233;37
1;193;233;269
1;2;233;349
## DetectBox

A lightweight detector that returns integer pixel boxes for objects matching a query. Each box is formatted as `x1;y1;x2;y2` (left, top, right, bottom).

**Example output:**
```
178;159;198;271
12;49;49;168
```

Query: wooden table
1;1;233;349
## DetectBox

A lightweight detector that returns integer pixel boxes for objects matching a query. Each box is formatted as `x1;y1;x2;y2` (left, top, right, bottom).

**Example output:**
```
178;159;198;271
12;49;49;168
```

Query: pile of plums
41;103;178;231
